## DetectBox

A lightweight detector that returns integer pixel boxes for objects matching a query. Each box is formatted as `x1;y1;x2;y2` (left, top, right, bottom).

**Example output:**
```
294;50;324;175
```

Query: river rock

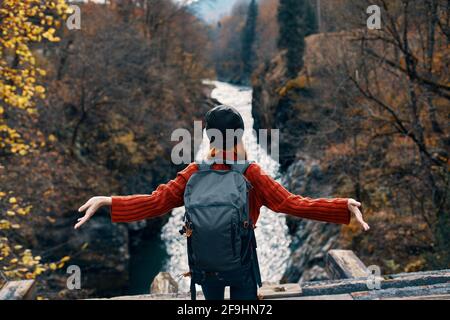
280;159;341;284
150;272;178;294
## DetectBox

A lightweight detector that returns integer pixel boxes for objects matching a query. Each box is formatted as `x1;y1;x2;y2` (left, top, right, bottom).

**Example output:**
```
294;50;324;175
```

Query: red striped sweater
111;162;350;225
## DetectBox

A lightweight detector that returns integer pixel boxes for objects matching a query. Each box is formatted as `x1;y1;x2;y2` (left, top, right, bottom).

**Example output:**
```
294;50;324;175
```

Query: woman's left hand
348;199;370;231
75;196;111;229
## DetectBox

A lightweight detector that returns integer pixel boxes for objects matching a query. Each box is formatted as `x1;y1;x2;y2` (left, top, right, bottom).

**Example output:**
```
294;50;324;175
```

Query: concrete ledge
0;280;36;300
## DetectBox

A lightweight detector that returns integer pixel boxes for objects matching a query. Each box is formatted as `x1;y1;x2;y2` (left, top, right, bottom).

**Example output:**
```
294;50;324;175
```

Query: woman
76;105;370;300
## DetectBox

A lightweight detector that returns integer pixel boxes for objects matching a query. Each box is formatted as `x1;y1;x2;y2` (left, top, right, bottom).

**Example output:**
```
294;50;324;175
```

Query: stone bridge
2;250;449;300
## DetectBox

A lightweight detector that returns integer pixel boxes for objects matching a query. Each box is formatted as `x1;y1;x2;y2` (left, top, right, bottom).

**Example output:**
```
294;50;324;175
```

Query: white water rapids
161;80;290;292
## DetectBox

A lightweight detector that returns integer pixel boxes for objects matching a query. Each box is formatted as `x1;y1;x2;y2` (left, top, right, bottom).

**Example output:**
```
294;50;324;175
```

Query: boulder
150;272;178;294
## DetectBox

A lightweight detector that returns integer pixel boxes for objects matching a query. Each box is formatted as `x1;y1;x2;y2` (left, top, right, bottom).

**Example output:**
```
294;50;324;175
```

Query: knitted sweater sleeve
245;163;350;225
110;163;198;223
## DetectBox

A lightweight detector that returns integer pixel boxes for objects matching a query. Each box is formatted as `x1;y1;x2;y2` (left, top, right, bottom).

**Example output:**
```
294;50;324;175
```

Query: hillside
251;29;449;282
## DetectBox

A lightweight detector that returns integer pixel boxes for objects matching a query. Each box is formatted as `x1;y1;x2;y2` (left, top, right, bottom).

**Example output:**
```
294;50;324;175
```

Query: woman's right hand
347;198;370;231
75;196;112;229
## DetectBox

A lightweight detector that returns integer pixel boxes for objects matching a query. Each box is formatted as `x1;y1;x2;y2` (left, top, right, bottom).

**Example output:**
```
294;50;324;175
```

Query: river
160;80;291;292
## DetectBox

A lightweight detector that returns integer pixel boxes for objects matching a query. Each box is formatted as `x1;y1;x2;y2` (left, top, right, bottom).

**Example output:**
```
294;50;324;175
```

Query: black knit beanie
205;105;245;150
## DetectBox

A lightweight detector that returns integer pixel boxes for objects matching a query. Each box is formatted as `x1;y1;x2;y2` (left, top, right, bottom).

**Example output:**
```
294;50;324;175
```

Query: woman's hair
207;141;248;161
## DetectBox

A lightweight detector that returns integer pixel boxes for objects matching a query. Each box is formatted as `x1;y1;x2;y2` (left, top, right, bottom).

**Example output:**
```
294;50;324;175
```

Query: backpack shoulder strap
195;160;212;171
195;160;254;174
230;160;254;175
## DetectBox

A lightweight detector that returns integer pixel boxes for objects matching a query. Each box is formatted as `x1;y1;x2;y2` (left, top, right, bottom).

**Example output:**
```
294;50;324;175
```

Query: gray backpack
180;160;261;299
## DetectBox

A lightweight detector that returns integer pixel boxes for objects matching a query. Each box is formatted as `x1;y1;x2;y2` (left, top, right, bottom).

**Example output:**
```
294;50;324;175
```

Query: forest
0;0;449;299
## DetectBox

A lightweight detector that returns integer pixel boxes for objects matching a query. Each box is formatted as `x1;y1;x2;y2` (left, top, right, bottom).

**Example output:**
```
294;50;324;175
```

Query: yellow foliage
0;219;11;230
0;0;68;154
278;75;310;96
1;194;65;280
404;258;426;273
0;1;71;285
112;131;146;164
113;131;138;154
60;256;70;263
48;134;57;142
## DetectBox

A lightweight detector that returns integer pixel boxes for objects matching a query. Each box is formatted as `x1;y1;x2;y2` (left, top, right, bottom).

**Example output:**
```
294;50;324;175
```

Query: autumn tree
252;0;449;273
211;1;248;83
0;0;70;285
240;0;258;84
255;0;279;64
0;0;69;155
347;0;449;266
295;0;449;269
277;0;317;78
1;0;213;298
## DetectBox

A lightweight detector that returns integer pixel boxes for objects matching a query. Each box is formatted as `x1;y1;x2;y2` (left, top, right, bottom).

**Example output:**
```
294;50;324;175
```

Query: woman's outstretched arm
75;163;199;229
246;163;370;230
